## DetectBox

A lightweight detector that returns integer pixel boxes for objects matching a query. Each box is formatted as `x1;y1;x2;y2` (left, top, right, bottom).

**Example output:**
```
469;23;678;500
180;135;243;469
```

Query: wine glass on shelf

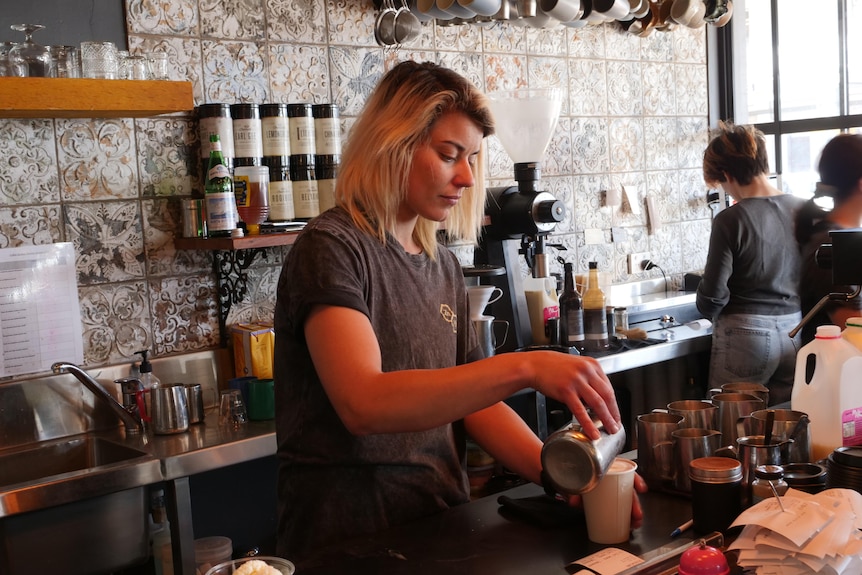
8;24;52;77
0;42;15;77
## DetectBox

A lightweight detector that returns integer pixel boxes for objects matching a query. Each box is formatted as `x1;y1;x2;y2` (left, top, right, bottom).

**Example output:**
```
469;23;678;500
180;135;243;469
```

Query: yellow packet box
230;321;274;379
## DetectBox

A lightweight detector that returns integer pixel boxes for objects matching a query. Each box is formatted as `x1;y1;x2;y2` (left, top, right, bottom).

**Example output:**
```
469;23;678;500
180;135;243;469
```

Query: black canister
690;456;743;534
290;154;318;220
197;103;234;174
260;103;291;158
312;103;341;156
263;156;294;221
315;154;339;213
287;103;316;156
231;103;263;166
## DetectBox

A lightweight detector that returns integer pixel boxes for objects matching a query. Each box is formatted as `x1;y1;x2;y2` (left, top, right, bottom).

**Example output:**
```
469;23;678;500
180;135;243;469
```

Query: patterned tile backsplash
0;0;711;372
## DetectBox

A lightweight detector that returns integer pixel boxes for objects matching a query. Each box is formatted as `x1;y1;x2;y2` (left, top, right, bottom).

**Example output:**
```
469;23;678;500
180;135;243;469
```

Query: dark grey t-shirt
273;207;479;560
697;194;805;318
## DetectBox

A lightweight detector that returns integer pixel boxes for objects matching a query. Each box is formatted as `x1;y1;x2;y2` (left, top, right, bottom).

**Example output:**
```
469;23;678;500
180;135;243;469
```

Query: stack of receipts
728;488;862;574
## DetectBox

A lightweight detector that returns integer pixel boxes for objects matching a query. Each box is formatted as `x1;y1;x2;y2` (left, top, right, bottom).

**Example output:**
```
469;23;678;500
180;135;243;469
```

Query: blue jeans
708;312;802;406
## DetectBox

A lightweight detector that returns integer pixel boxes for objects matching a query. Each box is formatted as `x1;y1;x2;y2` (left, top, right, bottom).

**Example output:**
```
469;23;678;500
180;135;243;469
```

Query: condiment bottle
582;261;609;351
560;262;585;350
287;103;316;156
264;157;294;221
842;317;862;352
135;349;161;425
204;134;238;237
290;154;319;220
751;464;788;505
260;103;291;158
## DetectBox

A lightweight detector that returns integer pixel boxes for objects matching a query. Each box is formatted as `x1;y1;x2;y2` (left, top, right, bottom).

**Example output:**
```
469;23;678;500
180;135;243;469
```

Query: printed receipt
567;547;643;574
0;243;84;377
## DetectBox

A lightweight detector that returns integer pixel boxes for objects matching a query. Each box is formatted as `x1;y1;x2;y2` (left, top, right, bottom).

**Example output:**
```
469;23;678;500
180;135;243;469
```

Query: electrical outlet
627;252;650;274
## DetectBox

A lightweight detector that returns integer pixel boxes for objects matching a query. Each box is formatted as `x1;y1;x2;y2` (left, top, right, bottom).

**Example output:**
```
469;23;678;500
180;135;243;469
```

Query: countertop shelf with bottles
0;77;194;118
174;231;301;251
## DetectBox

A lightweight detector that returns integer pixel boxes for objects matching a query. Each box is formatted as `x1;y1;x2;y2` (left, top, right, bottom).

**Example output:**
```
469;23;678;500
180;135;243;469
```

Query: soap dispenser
136;349;161;391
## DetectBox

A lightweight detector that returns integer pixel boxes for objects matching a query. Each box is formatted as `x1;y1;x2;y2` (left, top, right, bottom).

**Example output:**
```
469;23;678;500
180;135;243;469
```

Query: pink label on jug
841;406;862;446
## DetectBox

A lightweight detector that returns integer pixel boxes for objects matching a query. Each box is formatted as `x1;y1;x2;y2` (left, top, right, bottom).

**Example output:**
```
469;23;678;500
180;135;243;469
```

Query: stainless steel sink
0;436;151;489
0;434;162;575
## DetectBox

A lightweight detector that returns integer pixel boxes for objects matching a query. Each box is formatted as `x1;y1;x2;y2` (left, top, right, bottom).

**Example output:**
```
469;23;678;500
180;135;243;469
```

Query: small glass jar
751;465;788;505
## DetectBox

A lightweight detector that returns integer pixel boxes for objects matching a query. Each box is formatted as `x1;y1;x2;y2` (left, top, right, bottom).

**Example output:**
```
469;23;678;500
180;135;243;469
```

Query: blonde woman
273;61;643;560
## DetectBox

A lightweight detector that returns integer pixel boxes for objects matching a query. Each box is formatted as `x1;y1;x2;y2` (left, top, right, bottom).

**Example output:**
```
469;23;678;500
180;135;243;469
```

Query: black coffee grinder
469;88;565;353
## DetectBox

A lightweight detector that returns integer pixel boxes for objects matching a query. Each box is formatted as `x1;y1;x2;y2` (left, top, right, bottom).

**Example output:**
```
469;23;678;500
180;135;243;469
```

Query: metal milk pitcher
151;383;190;435
541;417;626;495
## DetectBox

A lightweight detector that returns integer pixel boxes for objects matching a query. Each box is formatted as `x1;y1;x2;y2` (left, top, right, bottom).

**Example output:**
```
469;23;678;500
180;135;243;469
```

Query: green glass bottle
204;134;237;237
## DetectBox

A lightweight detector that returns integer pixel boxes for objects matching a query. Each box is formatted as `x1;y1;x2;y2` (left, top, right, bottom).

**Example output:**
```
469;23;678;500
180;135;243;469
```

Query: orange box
230;321;274;379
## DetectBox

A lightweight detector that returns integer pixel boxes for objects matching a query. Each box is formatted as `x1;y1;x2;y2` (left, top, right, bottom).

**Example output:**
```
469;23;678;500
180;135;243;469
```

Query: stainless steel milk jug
541;417;626;494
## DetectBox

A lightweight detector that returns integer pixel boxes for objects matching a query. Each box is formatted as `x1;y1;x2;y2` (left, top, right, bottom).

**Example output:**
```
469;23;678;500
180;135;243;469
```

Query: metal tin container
541;417;626;494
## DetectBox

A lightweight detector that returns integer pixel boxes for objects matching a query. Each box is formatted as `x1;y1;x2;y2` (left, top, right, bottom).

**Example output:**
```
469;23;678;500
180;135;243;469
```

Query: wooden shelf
0;77;194;118
174;231;301;251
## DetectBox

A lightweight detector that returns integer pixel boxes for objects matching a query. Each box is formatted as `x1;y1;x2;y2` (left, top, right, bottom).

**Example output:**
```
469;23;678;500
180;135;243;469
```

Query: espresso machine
469;88;565;353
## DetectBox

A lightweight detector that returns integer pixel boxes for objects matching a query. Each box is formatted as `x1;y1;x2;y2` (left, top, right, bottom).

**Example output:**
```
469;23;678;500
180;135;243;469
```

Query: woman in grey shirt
696;122;804;405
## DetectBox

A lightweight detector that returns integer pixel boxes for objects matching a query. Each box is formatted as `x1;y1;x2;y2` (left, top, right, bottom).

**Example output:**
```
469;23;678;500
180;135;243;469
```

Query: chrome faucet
52;361;145;434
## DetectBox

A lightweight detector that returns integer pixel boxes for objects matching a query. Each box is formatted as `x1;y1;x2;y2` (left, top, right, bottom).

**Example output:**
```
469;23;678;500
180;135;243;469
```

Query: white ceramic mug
458;0;502;16
591;0;630;20
437;0;476;17
417;0;456;19
539;0;583;22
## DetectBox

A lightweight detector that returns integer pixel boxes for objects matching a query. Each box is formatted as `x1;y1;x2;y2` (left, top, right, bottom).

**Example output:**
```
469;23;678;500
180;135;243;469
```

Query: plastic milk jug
523;276;559;346
791;325;862;461
842;317;862;352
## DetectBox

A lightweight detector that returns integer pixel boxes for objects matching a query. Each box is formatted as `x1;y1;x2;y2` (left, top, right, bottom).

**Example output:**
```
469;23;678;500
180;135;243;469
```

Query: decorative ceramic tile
544;117;572;177
329;0;382;47
329;47;385;115
269;43;332;104
604;24;640;61
437;52;485;91
647;222;683;275
609;172;647;228
566;22;606;59
677;116;709;169
642;62;676;116
201;40;270;103
65;201;145;284
674;63;708;116
79;281;152;365
608;117;644;172
266;0;327;44
0;119;59;205
613;224;649;281
486;133;514;180
645;169;680;225
548;231;579;272
484;53;527;92
568;59;608;116
528;56;569;114
678;168;712;222
482;20;527;54
135;118;200;197
385;48;438;73
576;239;614;276
673;25;706;64
142;198;211;277
680;218;712;272
570;117;610;174
200;0;266;40
0;206;63;246
606;60;643;116
640;26;674;62
225;266;279;325
572;173;612;232
149;275;220;355
525;22;567;56
436;20;483;52
643;117;678;169
125;0;199;36
127;37;204;103
56;119;138;201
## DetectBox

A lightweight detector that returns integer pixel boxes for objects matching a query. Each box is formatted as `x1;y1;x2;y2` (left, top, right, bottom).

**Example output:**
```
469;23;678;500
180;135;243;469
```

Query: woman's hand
526;351;621;440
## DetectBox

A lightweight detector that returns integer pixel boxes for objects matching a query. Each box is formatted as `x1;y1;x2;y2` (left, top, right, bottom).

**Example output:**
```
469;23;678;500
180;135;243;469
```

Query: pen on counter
670;519;693;538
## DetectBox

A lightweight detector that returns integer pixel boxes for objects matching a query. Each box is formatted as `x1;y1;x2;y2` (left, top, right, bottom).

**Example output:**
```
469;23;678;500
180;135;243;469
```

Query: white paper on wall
0;243;84;377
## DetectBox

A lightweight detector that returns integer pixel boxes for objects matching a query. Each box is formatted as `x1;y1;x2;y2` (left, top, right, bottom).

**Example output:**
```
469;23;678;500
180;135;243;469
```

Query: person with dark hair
697;122;805;405
795;133;862;344
272;61;644;560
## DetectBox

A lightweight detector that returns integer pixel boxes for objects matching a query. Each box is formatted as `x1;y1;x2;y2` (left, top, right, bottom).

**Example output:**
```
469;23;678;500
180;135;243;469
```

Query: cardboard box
231;321;274;379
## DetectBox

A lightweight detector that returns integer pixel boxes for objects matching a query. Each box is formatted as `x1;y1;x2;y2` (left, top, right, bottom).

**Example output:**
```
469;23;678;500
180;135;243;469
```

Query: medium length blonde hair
335;60;495;259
